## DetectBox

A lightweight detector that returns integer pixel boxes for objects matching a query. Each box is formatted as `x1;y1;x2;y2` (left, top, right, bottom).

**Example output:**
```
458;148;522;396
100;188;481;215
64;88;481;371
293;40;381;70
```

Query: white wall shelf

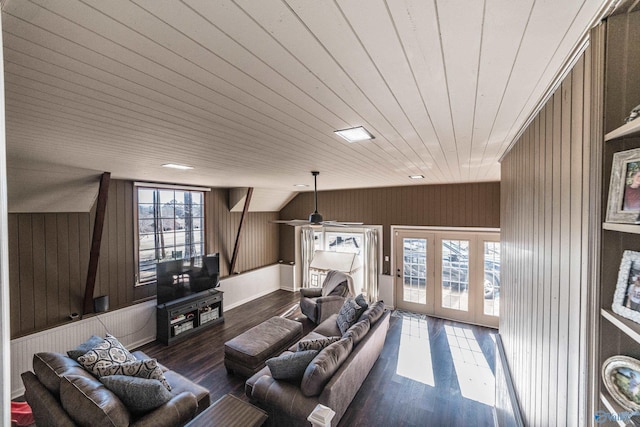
603;222;640;234
605;119;640;141
601;308;640;345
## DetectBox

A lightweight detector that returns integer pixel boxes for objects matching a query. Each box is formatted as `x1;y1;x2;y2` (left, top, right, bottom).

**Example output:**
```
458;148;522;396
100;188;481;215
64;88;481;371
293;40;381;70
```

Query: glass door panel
483;241;501;317
403;238;427;305
440;239;470;312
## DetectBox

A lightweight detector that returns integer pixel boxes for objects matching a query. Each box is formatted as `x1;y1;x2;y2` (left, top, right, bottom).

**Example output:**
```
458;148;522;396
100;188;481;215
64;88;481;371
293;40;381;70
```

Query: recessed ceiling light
334;126;374;143
294;184;309;187
162;163;194;170
409;175;424;179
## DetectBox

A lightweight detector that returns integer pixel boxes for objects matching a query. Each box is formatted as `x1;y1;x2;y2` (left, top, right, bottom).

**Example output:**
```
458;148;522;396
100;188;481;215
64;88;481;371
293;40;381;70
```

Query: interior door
394;230;435;314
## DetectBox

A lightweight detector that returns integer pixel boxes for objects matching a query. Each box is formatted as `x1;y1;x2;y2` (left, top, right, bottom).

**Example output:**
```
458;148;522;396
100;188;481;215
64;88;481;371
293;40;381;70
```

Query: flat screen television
156;253;220;306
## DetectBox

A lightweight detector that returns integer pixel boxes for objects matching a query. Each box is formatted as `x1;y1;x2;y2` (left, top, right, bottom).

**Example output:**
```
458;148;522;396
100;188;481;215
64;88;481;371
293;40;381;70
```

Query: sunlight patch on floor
445;325;495;406
396;316;435;386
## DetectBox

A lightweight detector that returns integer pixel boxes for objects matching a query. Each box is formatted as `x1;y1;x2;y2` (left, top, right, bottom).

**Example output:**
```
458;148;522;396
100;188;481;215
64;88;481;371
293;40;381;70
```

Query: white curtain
300;227;315;288
363;228;379;302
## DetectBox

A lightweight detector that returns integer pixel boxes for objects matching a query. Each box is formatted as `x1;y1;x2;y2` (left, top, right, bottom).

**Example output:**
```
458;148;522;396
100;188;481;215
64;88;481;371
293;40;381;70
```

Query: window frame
133;182;209;287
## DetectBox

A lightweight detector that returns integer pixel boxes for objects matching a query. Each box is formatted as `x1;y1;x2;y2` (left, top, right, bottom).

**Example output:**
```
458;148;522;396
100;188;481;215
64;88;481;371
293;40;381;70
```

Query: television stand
156;289;223;345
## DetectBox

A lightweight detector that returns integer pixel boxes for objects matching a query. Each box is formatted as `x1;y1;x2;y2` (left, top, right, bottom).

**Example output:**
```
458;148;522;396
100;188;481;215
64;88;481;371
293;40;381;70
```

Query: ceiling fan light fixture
334;126;374;143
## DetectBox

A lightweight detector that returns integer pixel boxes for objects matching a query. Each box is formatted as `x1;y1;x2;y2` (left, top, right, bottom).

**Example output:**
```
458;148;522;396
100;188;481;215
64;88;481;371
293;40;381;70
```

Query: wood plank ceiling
1;0;610;212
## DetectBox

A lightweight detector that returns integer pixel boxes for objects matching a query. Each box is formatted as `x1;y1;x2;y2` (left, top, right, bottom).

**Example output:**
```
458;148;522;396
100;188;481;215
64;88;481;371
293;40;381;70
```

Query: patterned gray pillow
77;334;136;375
336;298;363;335
266;350;319;381
95;358;172;391
297;336;341;352
100;375;173;414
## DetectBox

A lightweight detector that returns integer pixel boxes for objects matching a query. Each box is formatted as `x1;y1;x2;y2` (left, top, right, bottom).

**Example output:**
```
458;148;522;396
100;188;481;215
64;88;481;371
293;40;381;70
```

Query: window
136;186;205;286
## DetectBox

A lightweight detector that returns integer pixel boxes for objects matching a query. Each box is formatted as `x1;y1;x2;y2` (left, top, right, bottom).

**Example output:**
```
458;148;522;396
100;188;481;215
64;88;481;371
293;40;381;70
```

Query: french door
394;229;500;328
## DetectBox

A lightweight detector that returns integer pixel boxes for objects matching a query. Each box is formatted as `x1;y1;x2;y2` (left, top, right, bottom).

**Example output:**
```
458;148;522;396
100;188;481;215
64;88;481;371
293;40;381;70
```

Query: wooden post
230;188;253;274
82;172;111;315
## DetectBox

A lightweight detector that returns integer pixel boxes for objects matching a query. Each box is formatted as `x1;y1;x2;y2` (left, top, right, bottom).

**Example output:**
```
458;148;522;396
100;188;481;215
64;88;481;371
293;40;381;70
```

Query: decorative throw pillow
266;350;319;381
336;298;365;335
100;375;173;414
358;300;385;325
95;359;172;391
297;336;341;352
355;293;368;310
77;334;136;375
67;335;103;361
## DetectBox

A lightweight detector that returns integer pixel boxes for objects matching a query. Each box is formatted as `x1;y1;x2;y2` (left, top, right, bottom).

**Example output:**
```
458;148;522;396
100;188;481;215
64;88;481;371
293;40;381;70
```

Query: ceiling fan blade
270;219;310;226
321;220;364;227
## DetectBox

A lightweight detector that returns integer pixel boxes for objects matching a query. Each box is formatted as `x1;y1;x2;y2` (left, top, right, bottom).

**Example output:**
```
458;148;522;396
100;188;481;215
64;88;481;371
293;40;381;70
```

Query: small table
186;394;268;427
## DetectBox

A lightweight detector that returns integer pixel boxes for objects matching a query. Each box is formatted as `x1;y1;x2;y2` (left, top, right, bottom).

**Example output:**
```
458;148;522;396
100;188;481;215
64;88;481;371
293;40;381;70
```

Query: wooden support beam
82;172;111;315
230;187;253;274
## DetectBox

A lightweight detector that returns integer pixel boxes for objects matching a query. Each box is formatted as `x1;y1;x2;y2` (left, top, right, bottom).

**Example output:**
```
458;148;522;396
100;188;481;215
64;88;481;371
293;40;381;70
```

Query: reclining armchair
300;270;354;324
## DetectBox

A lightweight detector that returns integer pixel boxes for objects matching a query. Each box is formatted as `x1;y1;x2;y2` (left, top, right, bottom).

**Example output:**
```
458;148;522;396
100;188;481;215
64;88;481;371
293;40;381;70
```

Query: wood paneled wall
499;37;600;426
8;180;279;338
279;182;500;274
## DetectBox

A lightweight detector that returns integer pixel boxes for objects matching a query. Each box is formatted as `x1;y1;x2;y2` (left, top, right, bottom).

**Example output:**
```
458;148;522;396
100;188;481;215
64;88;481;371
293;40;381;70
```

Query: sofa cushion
77;334;137;376
100;375;173;414
336;298;364;334
266;350;319;381
96;358;172;391
313;314;342;337
33;352;94;396
297;336;341;352
67;335;103;361
60;374;131;427
343;318;370;346
358;300;385;325
300;337;353;397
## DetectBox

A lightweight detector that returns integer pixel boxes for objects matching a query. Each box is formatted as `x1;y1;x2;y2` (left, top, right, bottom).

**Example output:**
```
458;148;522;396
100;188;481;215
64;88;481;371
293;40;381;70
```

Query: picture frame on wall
606;148;640;224
602;355;640;411
612;250;640;324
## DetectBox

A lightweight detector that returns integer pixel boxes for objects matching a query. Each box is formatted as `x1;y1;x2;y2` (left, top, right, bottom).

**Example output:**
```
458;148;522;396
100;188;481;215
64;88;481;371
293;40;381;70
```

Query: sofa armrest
300;287;322;298
132;391;197;427
250;375;320;424
22;371;76;427
315;295;347;324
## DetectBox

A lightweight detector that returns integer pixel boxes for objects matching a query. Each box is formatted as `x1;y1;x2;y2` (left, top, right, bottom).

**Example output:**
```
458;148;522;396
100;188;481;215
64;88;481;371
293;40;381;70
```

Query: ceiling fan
273;171;363;228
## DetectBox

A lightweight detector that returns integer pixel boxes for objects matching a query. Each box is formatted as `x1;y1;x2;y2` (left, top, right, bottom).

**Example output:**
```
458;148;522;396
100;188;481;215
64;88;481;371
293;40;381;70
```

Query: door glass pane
403;238;427;304
483;241;501;316
441;240;469;311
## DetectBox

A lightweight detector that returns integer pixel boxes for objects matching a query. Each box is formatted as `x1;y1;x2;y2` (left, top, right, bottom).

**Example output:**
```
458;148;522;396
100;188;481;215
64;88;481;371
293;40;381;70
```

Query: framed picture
602;355;640;411
606;148;640;224
612;250;640;324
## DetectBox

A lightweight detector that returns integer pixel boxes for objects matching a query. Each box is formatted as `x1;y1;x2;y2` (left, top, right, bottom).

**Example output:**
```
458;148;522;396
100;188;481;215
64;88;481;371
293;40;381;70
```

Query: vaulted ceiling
2;0;611;211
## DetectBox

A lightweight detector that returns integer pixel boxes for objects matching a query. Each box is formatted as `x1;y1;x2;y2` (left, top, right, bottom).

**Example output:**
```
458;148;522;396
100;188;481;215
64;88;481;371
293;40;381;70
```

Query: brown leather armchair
300;270;354;324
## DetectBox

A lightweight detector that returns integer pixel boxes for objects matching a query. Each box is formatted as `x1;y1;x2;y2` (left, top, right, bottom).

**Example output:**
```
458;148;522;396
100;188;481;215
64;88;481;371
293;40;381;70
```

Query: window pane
483;241;501;316
158;189;175;204
441;239;469;312
138;188;155;204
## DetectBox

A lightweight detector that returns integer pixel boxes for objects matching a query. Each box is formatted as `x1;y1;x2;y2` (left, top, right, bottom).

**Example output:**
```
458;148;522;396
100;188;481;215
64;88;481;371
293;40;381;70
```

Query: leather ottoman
224;316;303;377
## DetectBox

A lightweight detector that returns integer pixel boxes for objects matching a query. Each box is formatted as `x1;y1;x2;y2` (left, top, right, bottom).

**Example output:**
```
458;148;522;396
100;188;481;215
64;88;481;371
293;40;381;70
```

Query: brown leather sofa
245;300;389;427
21;350;210;427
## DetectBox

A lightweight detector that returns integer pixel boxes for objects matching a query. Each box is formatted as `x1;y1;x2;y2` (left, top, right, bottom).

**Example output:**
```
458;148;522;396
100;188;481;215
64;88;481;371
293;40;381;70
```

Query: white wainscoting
11;263;285;398
10;299;157;399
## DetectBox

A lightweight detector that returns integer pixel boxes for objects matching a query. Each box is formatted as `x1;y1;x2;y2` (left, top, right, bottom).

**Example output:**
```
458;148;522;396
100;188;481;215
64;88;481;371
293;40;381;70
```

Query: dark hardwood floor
137;290;497;427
